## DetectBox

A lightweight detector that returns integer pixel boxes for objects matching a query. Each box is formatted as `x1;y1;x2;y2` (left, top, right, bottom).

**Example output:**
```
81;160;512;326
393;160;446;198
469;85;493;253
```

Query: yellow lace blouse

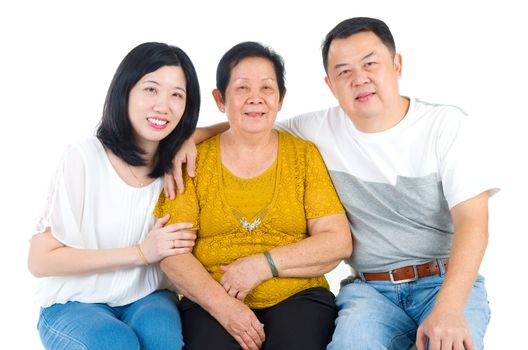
154;131;344;308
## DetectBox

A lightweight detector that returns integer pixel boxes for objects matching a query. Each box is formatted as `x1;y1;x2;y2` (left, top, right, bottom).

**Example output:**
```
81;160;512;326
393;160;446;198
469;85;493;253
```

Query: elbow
27;256;47;278
338;231;353;260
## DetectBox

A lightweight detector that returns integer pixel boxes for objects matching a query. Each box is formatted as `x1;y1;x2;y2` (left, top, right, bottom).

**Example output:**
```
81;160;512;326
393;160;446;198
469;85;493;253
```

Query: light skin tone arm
160;254;265;350
220;213;352;301
164;122;229;197
416;191;490;350
28;214;196;277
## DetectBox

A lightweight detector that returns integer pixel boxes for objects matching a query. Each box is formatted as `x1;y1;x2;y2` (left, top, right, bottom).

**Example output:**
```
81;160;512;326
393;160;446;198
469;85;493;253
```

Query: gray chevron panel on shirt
329;170;453;273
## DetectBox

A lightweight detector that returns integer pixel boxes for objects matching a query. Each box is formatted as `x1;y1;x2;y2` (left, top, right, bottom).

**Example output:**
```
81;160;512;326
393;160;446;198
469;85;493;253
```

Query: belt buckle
389;265;418;284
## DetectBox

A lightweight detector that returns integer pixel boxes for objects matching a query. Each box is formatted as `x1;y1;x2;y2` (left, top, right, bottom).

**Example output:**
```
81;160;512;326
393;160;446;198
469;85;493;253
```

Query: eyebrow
142;80;186;93
232;77;276;82
332;51;377;71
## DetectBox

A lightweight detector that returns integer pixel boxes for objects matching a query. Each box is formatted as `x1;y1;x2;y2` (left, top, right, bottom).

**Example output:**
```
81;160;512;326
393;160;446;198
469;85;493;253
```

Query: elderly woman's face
217;57;283;135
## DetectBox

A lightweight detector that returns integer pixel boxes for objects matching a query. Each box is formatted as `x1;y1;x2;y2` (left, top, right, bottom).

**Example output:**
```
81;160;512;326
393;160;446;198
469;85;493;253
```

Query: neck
351;96;410;133
222;128;277;153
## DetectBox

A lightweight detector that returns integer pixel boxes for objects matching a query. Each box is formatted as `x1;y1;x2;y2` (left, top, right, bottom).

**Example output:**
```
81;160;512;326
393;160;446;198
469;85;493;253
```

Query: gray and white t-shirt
276;98;498;272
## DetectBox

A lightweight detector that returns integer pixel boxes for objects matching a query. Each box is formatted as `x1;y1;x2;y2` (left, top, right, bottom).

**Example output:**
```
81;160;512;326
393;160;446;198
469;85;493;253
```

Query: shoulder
278;132;323;166
278;131;317;151
413;98;468;125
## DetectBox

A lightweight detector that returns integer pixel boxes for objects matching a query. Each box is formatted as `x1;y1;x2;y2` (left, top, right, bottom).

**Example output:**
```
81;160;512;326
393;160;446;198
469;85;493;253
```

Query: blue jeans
328;271;490;350
38;290;183;350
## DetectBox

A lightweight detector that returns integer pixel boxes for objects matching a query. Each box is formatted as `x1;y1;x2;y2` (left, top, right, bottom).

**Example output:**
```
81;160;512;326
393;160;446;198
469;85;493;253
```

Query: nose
351;71;370;87
247;91;264;105
153;94;169;114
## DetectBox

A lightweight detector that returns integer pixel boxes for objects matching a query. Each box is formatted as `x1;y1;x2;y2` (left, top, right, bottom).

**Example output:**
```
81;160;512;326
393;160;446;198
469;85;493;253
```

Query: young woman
28;42;200;350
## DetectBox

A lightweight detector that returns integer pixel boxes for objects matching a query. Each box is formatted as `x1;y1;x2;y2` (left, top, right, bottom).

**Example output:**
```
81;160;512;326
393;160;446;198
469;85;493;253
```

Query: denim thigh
328;281;416;350
38;302;140;350
119;290;183;350
410;274;490;350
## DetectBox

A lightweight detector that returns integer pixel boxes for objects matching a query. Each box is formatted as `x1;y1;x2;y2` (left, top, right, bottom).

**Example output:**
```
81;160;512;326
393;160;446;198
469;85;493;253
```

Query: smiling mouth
147;117;168;126
244;112;266;117
355;92;375;102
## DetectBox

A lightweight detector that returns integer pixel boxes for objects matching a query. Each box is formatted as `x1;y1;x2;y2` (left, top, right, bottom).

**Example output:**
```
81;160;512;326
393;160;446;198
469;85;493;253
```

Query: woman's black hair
96;42;200;178
216;41;286;101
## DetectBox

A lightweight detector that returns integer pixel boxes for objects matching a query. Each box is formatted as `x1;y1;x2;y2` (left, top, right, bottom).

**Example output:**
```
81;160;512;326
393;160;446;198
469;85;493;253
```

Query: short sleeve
275;110;324;143
303;142;345;218
34;145;87;248
439;115;500;208
154;173;200;229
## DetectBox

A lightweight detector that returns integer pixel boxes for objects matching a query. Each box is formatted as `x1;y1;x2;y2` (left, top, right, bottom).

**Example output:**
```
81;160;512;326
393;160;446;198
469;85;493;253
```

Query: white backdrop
1;0;525;348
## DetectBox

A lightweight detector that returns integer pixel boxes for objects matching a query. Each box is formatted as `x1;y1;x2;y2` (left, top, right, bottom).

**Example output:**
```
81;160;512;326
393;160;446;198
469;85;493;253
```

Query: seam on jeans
389;328;415;350
39;310;89;350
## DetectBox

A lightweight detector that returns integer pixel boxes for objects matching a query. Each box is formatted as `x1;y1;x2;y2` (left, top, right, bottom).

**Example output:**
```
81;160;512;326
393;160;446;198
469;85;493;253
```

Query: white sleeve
439;114;500;209
274;110;325;143
35;145;87;248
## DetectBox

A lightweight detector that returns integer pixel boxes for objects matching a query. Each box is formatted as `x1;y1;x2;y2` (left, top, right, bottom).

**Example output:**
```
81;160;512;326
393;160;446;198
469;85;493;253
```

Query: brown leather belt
362;259;448;284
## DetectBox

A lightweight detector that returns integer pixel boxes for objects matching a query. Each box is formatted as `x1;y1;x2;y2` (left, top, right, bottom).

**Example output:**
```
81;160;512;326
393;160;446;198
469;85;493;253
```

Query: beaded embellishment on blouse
231;208;269;231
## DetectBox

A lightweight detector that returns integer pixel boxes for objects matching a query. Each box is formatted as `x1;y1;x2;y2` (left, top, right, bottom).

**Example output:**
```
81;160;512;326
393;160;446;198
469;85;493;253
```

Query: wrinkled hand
213;298;265;350
164;138;197;198
416;308;474;350
220;254;272;301
139;214;196;263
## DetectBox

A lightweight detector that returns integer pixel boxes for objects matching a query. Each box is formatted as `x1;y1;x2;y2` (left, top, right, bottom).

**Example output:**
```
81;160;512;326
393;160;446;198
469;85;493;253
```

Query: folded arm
220;213;352;300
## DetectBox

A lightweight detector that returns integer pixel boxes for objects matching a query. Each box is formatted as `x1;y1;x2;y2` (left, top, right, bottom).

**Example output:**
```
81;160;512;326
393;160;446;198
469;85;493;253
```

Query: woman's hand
139;214;196;264
212;297;265;350
164;138;197;199
220;254;272;301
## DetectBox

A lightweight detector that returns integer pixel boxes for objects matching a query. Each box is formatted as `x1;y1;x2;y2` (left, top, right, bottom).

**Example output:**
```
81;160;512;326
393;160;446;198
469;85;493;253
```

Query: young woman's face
128;65;187;149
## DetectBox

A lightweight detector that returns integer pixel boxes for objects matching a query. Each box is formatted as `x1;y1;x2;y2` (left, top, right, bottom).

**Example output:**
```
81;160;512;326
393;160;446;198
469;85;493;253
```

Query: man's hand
164;138;197;198
416;307;474;350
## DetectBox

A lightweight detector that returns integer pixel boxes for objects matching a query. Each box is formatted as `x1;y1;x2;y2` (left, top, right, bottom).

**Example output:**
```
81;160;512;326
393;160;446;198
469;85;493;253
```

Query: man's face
325;31;402;127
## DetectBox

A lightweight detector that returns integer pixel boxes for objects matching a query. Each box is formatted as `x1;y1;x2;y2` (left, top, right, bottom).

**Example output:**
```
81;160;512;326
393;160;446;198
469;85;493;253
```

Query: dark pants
179;287;337;350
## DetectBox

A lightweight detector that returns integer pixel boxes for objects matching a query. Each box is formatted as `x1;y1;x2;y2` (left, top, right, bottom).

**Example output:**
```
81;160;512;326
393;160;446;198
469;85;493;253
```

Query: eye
365;61;377;68
338;69;351;76
144;86;157;94
172;92;185;99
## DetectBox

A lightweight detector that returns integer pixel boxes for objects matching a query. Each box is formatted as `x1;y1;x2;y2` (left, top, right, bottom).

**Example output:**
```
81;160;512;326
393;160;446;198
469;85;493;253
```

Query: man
168;17;497;350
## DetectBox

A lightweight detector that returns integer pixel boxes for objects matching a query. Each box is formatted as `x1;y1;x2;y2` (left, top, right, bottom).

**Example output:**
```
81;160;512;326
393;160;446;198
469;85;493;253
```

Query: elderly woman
155;42;352;350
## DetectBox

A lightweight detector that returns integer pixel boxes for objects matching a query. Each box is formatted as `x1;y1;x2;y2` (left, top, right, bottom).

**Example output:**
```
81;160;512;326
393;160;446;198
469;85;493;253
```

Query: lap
179;287;337;350
38;302;139;350
328;281;416;350
38;290;183;350
121;290;184;350
329;274;490;350
256;287;337;350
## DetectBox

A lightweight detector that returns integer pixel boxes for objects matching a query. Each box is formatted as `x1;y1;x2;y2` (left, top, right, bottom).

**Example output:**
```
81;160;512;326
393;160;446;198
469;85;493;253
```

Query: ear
393;53;403;77
278;87;287;110
212;89;225;112
324;76;336;97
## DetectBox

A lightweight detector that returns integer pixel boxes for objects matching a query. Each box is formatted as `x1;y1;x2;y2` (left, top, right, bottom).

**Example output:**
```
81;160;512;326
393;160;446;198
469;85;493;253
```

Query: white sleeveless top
34;136;169;307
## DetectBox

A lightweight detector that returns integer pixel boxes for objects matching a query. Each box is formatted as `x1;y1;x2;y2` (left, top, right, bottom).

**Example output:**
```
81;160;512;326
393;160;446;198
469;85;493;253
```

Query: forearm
435;225;488;310
28;238;144;277
271;230;351;278
161;253;231;313
434;192;489;312
192;122;229;143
